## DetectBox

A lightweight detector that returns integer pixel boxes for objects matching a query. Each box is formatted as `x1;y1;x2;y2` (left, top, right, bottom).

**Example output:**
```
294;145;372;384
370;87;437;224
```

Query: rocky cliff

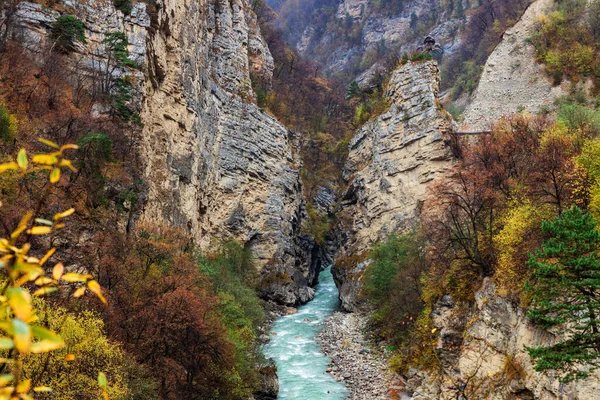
6;0;317;306
139;0;317;305
461;0;567;131
334;60;455;311
406;279;600;399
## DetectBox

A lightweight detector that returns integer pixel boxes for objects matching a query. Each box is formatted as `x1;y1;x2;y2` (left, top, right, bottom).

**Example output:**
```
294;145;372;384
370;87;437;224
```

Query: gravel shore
317;311;409;399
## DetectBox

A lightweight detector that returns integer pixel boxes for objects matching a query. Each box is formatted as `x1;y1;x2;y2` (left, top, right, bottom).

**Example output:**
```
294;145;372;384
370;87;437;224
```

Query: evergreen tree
346;81;362;100
525;206;600;382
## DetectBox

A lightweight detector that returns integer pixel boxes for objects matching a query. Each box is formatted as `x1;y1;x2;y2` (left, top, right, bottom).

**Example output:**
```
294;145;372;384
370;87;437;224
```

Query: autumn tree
526;206;600;382
96;226;250;399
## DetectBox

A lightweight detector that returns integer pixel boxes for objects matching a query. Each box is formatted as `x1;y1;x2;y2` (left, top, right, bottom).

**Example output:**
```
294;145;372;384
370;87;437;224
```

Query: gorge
0;0;600;399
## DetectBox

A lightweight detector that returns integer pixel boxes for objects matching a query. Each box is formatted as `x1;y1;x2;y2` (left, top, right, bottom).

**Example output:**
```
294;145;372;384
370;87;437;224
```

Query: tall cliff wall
140;0;317;305
6;0;317;306
334;60;455;311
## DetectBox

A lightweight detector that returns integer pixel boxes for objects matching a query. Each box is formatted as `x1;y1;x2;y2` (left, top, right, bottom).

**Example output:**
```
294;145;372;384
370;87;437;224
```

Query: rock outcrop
461;0;567;131
6;0;318;306
407;279;600;399
334;60;455;311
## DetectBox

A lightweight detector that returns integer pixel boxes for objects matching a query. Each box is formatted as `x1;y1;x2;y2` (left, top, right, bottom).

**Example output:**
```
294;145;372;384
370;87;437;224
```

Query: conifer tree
525;206;600;382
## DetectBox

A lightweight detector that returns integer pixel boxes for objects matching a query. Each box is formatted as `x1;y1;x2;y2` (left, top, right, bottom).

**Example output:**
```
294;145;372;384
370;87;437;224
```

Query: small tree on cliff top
525;205;600;382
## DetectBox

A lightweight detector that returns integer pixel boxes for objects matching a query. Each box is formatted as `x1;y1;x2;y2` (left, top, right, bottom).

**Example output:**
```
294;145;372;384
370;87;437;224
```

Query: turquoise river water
263;266;349;399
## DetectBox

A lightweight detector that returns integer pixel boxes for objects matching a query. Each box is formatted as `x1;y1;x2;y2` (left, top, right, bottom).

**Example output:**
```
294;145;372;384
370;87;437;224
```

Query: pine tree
525;206;600;382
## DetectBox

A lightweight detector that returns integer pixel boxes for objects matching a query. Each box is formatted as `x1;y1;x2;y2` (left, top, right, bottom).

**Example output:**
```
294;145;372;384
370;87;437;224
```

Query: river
263;266;349;399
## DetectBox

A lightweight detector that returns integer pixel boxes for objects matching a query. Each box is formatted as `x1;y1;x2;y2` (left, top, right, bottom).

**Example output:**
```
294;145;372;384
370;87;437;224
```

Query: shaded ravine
263;267;349;399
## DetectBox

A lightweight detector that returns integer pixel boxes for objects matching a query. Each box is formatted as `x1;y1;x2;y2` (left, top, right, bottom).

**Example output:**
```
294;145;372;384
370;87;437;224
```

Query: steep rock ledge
334;60;455;311
461;0;566;131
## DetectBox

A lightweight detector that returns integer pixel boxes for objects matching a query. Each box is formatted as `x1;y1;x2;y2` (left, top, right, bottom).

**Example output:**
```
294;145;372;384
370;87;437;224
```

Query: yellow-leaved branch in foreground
0;138;108;400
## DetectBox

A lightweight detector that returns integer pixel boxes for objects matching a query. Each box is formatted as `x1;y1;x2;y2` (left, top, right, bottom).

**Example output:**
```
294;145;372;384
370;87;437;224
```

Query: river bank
317;311;409;400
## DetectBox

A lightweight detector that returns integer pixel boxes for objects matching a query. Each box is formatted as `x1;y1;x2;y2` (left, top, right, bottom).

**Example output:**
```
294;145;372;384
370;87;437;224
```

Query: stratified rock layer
139;0;316;305
334;60;455;311
407;279;600;399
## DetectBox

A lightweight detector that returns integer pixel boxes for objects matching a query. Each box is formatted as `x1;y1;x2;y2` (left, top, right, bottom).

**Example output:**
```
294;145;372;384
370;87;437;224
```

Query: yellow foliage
494;201;552;296
18;298;143;400
0;140;110;399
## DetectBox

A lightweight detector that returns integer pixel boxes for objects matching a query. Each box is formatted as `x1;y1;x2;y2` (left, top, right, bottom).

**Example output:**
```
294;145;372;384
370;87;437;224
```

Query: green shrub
114;0;133;15
558;102;600;137
362;233;427;342
0;105;16;142
196;241;265;397
51;15;87;53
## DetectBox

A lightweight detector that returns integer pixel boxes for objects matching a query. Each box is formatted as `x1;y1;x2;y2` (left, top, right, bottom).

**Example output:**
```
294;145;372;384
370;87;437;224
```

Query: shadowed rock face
8;0;319;305
140;0;317;305
334;60;455;312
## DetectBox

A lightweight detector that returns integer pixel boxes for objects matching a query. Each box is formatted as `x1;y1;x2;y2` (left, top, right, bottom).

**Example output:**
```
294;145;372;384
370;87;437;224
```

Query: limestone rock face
334;61;455;311
6;0;317;306
407;279;600;399
139;0;315;305
461;0;567;131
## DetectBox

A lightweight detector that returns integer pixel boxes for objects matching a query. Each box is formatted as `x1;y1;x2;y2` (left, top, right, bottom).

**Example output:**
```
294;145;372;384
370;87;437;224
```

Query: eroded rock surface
334;60;455;311
407;279;600;399
461;0;567;131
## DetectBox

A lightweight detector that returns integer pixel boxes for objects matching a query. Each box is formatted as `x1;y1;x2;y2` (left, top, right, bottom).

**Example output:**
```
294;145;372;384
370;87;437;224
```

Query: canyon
2;0;600;398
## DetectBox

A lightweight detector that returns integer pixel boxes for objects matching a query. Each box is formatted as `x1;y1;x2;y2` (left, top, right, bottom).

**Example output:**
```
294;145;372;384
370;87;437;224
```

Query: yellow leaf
16;379;30;393
26;226;52;235
32;287;57;296
29;339;64;353
64;354;75;361
72;286;86;298
49;168;60;183
31;154;57;165
39;248;56;267
0;375;12;387
0;162;17;175
431;328;437;334
61;273;91;283
38;138;59;149
33;386;52;393
58;159;77;172
34;277;53;286
12;319;31;353
87;280;106;304
7;288;32;321
60;144;79;151
54;208;75;221
0;338;13;350
52;263;64;280
11;212;32;240
30;326;63;353
16;149;27;170
54;223;65;230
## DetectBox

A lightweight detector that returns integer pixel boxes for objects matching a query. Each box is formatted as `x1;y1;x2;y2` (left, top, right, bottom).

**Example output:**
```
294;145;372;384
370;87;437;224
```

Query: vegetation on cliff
361;98;600;389
530;0;600;92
